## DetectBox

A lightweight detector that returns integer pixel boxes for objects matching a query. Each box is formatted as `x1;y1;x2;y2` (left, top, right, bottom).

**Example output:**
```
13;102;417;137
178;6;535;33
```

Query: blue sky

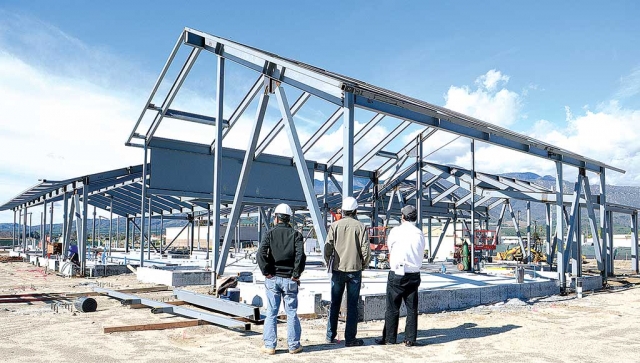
1;1;639;222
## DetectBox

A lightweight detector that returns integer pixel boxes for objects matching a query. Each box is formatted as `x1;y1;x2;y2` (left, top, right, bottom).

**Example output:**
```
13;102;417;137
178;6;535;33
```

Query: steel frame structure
3;27;638;287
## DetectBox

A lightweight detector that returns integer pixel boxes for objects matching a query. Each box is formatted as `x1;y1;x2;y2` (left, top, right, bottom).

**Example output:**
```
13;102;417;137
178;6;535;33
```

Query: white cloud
475;69;510;91
615;65;640;99
444;70;521;127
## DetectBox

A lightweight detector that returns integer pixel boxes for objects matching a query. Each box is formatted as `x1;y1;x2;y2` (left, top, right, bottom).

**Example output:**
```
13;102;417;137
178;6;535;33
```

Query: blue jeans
263;276;301;350
326;270;361;343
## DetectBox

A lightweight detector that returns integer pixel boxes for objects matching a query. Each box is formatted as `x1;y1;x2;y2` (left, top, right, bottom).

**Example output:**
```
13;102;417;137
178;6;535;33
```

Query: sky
1;1;639;223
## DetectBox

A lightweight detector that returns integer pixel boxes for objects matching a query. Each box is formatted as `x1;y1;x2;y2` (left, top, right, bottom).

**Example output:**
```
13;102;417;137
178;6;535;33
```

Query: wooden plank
126;264;137;273
65;286;170;298
103;319;201;333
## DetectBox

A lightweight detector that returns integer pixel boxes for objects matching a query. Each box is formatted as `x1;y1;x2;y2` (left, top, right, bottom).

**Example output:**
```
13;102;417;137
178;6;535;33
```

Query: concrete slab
136;267;212;287
88;264;136;277
47;259;59;271
28;255;38;265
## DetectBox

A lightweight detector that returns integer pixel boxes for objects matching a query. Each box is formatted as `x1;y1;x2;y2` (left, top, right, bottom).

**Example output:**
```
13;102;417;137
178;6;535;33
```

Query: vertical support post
116;216;120;250
206;206;211;261
42;200;47;258
160;214;164;253
527;201;531;264
125;218;130;253
92;206;96;249
147;197;152;260
197;216;201;250
109;198;113;258
427;218;433;261
608;210;614;276
631;212;639;274
257;207;263;248
599;169;608;278
29;212;33;251
322;172;328;226
23;208;28;252
555;162;565;289
343;91;355;197
12;210;16;249
140;143;148;268
40;212;43;253
49;202;54;248
211;54;225;284
416;134;423;230
470;139;475;272
81;183;88;275
62;192;68;255
545;203;552;263
275;86;328;256
190;208;195;255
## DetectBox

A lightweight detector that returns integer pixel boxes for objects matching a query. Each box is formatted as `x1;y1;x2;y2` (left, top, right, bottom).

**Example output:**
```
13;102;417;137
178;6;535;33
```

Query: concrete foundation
47;258;59;271
88;264;137;277
136;267;212;287
360;279;561;321
570;275;603;292
29;255;39;265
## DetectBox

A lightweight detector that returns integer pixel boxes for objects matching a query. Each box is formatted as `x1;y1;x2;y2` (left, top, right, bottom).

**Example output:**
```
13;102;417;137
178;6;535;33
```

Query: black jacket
257;222;306;278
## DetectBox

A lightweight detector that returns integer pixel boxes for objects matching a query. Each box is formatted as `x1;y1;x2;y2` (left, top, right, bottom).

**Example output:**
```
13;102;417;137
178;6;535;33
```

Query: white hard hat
341;197;358;211
274;203;292;216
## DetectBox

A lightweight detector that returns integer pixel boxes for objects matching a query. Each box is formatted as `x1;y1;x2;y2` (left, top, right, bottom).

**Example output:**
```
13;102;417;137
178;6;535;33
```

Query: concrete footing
136;267;212;287
88;264;137;277
361;279;560;321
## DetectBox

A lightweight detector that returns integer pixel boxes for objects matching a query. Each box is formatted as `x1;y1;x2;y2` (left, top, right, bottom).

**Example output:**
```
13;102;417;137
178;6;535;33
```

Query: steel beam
94;287;247;330
302;108;344;154
275;86;327;256
218;87;269;275
146;47;202;142
600;169;609;278
431;218;450;260
506;201;527;258
174;289;259;320
254;92;310;158
212;55;225;279
470;139;475;272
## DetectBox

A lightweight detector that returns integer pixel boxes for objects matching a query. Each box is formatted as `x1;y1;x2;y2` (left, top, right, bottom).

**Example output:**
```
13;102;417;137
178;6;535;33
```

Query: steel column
545;203;551;262
608;210;614;275
92;206;96;248
206;207;211;260
555;162;565;288
125;218;130;253
211;55;224;280
23;208;27;252
632;212;639;274
109;198;113;257
42;200;47;258
526;201;531;264
49;202;54;248
62;192;68;256
470;139;475;272
416;134;423;230
190;208;195;254
343;91;354;197
600;169;608;279
81;184;88;275
218;86;269;274
275;86;327;255
140;144;148;267
12;210;16;249
148;197;152;260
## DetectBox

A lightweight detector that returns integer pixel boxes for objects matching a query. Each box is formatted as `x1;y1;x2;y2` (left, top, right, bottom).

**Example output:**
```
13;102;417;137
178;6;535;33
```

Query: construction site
2;26;640;363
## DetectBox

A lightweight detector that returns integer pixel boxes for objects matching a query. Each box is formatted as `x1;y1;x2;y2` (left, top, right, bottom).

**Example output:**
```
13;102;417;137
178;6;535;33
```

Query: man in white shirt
376;205;425;346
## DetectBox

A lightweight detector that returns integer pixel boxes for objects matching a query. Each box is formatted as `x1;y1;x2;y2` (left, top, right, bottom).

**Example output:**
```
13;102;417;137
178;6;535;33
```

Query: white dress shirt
387;221;426;273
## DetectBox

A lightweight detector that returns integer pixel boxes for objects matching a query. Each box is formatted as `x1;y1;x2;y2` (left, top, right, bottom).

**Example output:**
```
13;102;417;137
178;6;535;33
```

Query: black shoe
325;338;338;344
345;339;364;347
374;338;386;345
403;340;416;347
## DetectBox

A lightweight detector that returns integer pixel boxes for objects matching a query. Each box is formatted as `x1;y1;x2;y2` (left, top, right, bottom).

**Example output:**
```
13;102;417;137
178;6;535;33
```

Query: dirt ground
1;256;640;363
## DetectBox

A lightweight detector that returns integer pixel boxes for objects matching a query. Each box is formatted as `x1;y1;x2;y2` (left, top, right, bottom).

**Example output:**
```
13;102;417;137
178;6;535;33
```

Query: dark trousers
382;271;421;343
326;270;362;343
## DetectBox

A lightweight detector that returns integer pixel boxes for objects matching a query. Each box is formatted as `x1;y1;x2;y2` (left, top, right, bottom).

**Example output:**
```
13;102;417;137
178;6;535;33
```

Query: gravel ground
1;255;640;363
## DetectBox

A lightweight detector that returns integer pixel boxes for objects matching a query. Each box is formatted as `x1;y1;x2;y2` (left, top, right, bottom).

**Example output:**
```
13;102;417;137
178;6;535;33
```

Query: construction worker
257;203;306;355
324;197;371;347
375;205;425;347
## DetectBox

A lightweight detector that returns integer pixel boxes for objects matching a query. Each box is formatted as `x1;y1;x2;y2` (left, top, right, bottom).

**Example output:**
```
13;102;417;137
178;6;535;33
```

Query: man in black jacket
257;203;306;355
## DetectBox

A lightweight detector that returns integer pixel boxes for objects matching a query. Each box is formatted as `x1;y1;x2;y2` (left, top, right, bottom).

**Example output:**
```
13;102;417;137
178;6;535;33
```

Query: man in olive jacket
324;197;371;347
257;203;306;355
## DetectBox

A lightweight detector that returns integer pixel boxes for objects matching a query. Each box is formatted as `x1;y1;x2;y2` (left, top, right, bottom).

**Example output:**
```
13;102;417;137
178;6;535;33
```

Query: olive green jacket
324;216;371;272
